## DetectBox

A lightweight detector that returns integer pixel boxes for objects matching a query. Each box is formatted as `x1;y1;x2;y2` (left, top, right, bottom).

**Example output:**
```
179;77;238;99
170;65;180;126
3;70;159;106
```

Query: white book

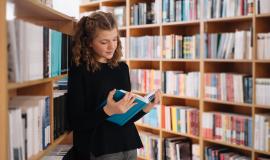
7;20;20;82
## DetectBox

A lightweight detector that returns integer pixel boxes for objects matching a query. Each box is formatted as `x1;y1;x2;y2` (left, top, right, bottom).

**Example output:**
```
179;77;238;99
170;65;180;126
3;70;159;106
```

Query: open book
100;89;156;126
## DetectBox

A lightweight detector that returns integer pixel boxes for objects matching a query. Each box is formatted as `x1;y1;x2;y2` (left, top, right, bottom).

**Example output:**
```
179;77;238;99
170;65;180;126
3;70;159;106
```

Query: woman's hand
104;89;137;116
143;89;161;113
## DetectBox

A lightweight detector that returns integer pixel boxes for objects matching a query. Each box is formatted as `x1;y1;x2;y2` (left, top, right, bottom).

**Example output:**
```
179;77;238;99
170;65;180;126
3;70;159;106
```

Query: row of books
163;136;194;160
138;131;161;160
9;96;50;160
97;6;126;27
130;1;161;25
162;34;200;59
204;73;253;104
256;0;270;14
203;0;253;19
53;90;69;140
255;114;270;152
163;71;200;98
130;69;161;93
42;145;73;160
7;19;71;83
137;104;161;128
162;0;200;22
204;30;252;59
162;106;200;136
202;112;252;147
205;146;251;160
256;78;270;106
129;36;161;59
257;33;270;60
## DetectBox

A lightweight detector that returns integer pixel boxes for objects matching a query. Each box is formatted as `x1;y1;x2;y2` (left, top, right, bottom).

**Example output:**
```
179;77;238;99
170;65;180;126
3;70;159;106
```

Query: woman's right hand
103;89;137;116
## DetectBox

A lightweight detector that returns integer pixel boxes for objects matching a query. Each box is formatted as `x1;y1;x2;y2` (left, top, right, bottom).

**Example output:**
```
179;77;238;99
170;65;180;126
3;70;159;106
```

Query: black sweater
67;61;145;159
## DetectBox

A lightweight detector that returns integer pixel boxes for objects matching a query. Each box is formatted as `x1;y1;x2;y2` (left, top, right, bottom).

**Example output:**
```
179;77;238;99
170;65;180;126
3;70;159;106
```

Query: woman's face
90;28;118;63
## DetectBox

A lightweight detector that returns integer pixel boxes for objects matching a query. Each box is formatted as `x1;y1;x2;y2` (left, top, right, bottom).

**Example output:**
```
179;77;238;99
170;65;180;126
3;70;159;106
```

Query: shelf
14;0;75;21
161;129;199;140
162;20;200;26
255;104;270;109
129;24;160;29
14;0;75;35
80;0;100;7
204;59;253;63
255;149;270;156
203;138;253;152
8;74;68;90
255;60;270;63
204;99;253;108
204;16;252;33
29;132;69;160
256;13;270;18
162;94;200;101
162;59;200;62
119;26;126;31
205;15;253;23
135;123;161;131
128;58;161;62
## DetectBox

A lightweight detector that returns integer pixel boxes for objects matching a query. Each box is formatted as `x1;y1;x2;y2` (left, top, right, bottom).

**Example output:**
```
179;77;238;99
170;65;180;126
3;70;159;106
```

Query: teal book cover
100;90;156;126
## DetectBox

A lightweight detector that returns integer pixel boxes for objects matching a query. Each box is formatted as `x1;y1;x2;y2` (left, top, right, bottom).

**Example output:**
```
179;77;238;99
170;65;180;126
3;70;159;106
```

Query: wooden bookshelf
0;0;75;159
0;0;8;160
28;132;70;160
2;0;270;159
76;0;270;159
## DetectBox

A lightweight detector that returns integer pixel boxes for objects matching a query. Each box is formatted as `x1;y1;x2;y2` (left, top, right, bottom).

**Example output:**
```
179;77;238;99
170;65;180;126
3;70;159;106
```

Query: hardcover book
100;89;156;126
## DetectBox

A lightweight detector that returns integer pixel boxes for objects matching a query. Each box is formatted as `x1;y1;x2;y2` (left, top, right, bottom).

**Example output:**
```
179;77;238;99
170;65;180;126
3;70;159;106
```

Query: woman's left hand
143;89;161;113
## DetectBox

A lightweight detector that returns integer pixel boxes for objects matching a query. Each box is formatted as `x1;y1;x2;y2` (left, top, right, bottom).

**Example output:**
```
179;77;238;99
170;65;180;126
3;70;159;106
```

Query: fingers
125;102;137;112
119;92;134;105
107;89;116;102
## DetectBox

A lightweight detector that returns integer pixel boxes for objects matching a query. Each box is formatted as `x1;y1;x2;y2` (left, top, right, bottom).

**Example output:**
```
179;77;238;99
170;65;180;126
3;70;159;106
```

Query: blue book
99;89;156;126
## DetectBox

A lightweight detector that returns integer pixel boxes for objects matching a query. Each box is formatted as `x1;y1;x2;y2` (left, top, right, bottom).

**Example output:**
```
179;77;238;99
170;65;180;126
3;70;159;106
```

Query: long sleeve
67;64;109;132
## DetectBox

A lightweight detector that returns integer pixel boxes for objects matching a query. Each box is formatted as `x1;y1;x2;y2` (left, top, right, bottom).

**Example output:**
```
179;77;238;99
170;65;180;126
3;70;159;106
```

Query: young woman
67;11;161;160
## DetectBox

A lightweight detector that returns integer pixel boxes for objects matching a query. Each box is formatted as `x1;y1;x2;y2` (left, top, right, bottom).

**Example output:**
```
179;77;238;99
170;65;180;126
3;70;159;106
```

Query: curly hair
72;11;123;72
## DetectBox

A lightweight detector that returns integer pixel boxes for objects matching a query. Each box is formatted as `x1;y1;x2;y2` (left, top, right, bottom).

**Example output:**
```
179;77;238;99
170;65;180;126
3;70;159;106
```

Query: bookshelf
80;0;270;159
0;0;75;159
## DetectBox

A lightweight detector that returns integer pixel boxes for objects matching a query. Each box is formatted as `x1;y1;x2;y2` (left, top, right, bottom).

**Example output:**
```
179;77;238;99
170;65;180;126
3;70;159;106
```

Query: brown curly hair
72;11;122;72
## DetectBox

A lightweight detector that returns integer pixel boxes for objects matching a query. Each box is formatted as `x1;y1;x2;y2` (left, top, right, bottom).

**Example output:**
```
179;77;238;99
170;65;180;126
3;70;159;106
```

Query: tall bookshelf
80;0;270;160
0;0;75;159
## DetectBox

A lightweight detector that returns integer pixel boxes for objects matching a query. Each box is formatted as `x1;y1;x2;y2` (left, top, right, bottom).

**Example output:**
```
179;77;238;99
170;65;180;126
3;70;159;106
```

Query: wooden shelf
203;138;253;152
256;13;270;18
8;74;68;90
162;94;200;101
135;123;161;131
162;20;200;26
162;59;200;62
204;99;253;108
14;0;75;21
14;0;75;35
205;15;253;23
255;150;270;156
204;59;253;63
129;24;160;29
161;129;199;140
255;60;270;63
29;132;70;160
255;104;270;109
128;58;161;62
